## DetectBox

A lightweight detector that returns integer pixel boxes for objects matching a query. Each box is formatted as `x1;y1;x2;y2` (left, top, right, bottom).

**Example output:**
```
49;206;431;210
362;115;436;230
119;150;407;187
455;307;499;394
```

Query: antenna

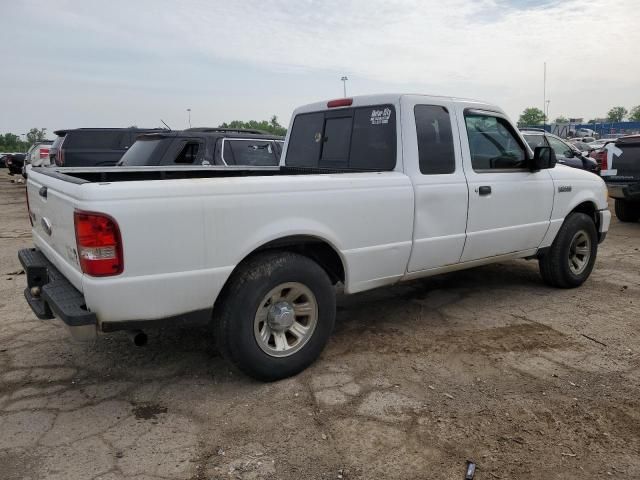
160;119;171;130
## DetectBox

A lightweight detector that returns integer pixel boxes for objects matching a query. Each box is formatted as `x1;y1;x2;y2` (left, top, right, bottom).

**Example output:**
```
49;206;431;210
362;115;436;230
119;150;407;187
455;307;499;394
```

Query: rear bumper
18;248;97;340
607;182;640;201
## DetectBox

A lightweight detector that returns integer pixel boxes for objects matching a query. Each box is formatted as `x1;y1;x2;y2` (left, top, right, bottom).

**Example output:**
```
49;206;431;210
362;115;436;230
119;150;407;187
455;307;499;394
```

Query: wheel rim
254;282;318;358
568;229;591;275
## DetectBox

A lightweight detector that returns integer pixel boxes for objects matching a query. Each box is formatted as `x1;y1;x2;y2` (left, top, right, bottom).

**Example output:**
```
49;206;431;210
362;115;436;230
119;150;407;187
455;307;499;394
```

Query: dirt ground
0;169;638;480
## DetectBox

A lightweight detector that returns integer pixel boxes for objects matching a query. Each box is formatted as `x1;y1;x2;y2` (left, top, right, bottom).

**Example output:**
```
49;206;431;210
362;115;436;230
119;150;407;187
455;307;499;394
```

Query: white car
23;141;53;171
20;94;611;380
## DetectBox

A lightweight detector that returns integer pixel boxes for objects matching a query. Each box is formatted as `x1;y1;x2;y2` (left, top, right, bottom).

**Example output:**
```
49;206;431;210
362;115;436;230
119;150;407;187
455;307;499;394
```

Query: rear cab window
286;104;397;170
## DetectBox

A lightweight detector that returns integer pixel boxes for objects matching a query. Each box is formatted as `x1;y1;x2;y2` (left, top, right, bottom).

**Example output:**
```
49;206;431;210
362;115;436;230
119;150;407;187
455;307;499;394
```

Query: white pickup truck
21;94;610;380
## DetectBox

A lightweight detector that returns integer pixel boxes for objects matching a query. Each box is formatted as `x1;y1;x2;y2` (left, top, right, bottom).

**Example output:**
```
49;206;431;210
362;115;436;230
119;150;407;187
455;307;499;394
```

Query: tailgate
27;170;84;291
603;137;640;180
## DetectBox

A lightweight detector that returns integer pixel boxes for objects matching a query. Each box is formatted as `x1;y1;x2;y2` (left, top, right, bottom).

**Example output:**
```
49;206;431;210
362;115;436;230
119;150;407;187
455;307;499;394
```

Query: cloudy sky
1;0;638;136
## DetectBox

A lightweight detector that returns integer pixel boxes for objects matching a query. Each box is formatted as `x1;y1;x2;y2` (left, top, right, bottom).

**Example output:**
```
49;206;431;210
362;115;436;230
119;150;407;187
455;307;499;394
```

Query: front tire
539;212;598;288
214;251;336;381
614;199;640;223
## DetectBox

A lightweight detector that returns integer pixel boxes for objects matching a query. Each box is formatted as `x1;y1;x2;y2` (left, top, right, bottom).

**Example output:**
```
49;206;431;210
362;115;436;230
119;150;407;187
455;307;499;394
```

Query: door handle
478;186;491;196
39;186;47;198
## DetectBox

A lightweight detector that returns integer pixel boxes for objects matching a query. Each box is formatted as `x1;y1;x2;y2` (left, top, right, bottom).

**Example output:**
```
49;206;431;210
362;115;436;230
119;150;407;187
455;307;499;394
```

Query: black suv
50;128;166;167
117;128;284;167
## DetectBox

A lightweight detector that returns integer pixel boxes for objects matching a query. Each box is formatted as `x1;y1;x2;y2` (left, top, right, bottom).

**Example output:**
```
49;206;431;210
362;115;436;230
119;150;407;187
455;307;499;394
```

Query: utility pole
543;62;546;130
341;76;348;98
186;108;191;128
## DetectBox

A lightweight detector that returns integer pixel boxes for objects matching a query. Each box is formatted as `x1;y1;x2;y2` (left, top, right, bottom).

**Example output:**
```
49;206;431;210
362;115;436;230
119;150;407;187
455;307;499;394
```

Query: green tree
25;128;47;144
219;115;287;136
606;106;627;122
629;105;640;121
518;107;546;126
554;116;568;124
0;133;28;152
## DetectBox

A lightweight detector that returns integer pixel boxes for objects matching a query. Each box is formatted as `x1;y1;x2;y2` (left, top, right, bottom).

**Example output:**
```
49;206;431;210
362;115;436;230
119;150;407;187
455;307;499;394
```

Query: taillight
595;150;607;170
74;210;123;276
57;148;65;166
40;148;49;159
327;98;353;108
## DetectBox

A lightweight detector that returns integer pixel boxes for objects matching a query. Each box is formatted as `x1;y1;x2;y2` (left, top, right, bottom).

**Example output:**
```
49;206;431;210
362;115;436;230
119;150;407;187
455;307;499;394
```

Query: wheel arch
214;235;346;313
569;200;599;230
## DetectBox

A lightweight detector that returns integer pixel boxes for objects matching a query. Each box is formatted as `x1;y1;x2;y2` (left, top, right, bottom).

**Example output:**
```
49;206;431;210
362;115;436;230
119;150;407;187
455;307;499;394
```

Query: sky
1;0;638;137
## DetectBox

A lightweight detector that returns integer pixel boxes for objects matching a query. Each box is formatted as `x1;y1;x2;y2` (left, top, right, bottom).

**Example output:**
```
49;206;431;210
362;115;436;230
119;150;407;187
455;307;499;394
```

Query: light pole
340;76;348;98
186;108;191;128
545;100;551;125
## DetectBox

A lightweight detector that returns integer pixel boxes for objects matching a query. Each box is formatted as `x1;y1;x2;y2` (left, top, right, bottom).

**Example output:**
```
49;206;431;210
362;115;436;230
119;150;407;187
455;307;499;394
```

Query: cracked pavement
0;170;639;479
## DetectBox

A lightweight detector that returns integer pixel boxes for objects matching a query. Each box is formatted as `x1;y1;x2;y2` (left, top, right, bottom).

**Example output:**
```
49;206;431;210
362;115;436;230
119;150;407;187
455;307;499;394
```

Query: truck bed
32;165;381;184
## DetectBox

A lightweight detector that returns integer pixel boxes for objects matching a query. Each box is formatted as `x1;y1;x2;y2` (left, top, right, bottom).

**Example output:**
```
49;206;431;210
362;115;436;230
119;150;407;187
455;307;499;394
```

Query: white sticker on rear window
370;108;392;125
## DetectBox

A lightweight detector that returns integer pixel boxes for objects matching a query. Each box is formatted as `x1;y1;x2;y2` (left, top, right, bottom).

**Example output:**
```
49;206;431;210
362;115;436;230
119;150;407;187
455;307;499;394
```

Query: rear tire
214;251;336;381
614;199;640;223
539;212;598;288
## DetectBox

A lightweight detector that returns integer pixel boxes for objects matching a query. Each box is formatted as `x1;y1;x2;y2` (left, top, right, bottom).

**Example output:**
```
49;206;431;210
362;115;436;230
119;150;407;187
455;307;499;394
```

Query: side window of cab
465;113;527;171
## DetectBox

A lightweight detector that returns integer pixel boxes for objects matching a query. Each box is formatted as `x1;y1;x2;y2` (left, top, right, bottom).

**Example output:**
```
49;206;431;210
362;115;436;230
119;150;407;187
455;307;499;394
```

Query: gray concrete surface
0;170;639;479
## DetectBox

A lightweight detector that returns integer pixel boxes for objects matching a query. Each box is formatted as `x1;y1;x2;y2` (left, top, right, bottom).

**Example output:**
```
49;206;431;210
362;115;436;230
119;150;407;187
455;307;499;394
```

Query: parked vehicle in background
21;94;610;381
117;129;284;167
571;128;597;138
50;128;165;167
599;135;640;222
22;141;54;177
589;138;617;150
573;136;596;144
521;130;599;174
4;153;26;175
570;141;594;153
25;141;54;167
0;153;9;168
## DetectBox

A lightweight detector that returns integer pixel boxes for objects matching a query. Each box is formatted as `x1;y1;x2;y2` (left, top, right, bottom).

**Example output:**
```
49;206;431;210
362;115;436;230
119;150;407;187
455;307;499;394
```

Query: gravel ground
0;169;639;480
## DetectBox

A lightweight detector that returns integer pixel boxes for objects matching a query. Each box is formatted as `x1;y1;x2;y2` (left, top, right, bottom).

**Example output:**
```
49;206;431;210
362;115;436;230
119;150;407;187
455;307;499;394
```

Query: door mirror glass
531;146;556;170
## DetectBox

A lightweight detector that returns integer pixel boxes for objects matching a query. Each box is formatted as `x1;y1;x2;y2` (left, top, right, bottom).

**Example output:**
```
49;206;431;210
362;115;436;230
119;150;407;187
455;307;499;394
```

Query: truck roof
136;130;284;141
292;94;502;116
53;127;167;136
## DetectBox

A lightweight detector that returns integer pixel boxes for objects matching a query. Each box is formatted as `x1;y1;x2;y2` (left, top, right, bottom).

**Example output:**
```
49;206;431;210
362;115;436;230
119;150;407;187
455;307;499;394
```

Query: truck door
459;109;553;262
403;98;468;272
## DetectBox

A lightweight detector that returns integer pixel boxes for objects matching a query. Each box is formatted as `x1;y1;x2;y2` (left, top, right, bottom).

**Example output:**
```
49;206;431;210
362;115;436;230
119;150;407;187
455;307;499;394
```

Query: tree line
219;115;287;136
518;105;640;126
0;128;49;152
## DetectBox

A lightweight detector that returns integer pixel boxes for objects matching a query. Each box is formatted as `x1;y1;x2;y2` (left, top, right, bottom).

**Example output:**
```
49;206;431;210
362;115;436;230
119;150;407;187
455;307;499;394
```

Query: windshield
118;139;163;166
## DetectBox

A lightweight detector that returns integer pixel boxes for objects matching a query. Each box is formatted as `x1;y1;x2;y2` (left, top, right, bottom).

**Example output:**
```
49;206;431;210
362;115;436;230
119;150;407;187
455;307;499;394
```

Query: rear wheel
539;212;598;288
614;199;640;223
214;251;336;381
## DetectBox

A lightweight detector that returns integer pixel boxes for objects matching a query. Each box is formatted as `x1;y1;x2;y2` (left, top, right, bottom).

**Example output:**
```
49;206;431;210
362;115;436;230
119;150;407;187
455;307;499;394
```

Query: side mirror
531;146;556;170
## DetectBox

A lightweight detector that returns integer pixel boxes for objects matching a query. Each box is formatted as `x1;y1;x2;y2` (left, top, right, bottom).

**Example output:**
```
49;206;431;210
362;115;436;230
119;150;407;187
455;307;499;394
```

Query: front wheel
614;199;640;223
539;212;598;288
214;251;336;381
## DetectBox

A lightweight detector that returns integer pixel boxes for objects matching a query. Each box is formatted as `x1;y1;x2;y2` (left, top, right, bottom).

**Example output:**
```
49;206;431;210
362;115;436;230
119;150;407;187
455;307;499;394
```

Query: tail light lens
594;150;607;170
74;211;123;276
39;148;49;159
56;147;65;166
